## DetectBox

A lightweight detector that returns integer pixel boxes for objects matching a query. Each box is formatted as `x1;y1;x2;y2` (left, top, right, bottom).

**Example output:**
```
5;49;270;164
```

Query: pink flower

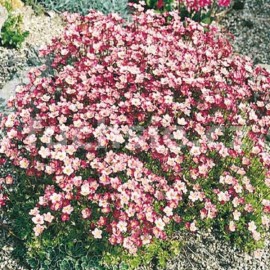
33;224;46;236
0;194;8;207
82;208;92;219
229;221;236;232
190;221;198;232
32;214;44;225
61;213;70;222
29;207;40;216
156;0;164;9
5;175;13;185
43;212;54;223
218;0;231;7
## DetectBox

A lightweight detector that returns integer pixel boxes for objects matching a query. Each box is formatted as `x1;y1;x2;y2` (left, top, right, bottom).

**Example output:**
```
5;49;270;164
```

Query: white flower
155;218;165;231
92;228;102;239
63;165;74;176
253;249;263;259
262;215;270;228
233;210;241;221
173;130;184;140
50;193;62;204
190;146;201;156
62;205;74;215
248;221;257;232
252;231;261;241
29;207;40;216
44;127;54;136
163;206;173;217
80;183;90;196
190;221;198;232
117;221;128;232
19;158;29;169
38;146;50;159
229;221;236;232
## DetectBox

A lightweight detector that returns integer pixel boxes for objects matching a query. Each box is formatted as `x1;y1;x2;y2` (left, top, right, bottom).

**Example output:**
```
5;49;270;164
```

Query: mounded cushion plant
1;4;270;269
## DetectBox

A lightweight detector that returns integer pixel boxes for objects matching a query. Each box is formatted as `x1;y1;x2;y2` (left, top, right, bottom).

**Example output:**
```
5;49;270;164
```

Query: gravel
222;0;270;64
165;231;270;270
0;6;64;90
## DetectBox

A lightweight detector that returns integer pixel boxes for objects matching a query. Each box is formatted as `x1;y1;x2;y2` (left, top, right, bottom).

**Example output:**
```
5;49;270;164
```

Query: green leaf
202;16;212;24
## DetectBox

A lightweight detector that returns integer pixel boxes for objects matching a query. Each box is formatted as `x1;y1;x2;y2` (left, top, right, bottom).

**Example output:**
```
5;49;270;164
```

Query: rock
0;47;27;90
0;67;30;105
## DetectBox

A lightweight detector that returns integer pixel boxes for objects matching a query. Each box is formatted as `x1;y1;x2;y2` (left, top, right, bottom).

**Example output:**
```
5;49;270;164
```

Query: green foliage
37;0;130;18
0;1;29;48
102;239;182;269
4;165;181;270
2;136;269;269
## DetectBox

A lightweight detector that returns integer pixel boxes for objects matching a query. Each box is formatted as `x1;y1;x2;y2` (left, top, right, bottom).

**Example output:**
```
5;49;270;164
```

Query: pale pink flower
32;214;44;225
229;221;236;232
190;221;198;232
33;224;46;236
155;218;166;231
80;183;91;196
248;221;257;232
44;212;54;223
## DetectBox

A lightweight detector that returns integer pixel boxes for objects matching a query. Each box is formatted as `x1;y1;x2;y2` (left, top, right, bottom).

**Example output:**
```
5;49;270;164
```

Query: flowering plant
1;4;270;268
133;0;232;23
